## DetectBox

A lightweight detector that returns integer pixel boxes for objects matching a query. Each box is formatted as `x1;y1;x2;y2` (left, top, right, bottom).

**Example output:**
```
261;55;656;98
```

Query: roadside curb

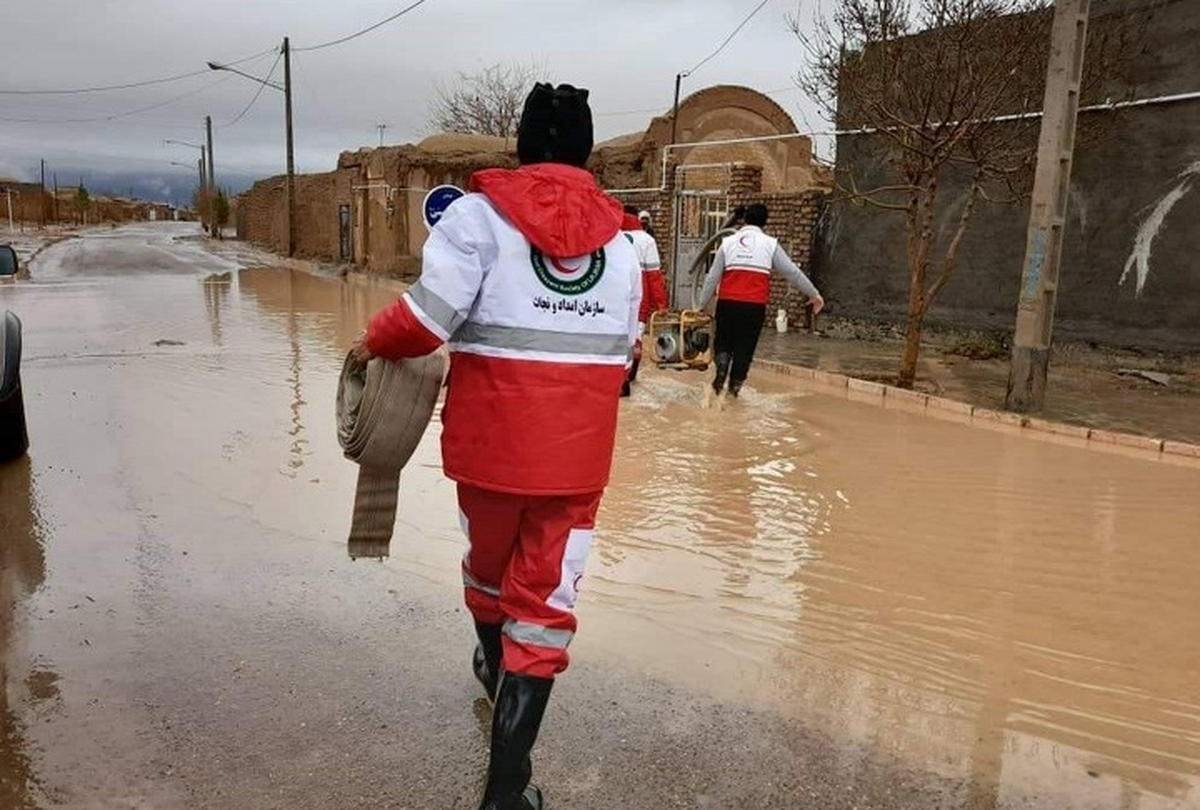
757;359;1200;466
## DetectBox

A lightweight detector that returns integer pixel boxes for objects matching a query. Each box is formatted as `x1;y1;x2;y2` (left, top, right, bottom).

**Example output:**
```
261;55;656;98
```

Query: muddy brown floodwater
1;224;1198;809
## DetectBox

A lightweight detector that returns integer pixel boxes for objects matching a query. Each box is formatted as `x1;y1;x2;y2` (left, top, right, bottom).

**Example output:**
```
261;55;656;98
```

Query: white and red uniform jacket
621;214;669;324
366;164;641;496
698;224;820;308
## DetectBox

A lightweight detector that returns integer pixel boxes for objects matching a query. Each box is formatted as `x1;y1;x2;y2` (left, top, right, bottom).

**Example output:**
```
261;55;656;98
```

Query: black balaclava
516;83;594;168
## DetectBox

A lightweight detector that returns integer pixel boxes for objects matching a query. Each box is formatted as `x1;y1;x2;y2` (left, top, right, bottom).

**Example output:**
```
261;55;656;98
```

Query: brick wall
237;169;351;263
1;182;160;226
237;176;287;254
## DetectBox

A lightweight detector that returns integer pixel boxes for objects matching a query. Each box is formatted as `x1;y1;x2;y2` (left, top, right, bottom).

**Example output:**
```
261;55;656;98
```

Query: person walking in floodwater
621;204;669;396
351;83;641;810
698;203;824;397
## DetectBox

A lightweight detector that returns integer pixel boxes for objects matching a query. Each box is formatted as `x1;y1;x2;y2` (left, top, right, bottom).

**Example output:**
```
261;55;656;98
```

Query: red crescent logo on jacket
531;248;606;295
551;257;584;275
738;234;752;248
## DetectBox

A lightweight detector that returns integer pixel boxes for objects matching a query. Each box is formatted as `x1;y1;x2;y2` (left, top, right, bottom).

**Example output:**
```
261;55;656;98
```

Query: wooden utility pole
1006;0;1091;411
39;159;46;229
205;115;216;236
283;36;296;258
197;157;206;215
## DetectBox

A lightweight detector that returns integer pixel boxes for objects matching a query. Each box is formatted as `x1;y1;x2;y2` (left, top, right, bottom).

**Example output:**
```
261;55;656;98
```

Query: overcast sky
0;0;831;189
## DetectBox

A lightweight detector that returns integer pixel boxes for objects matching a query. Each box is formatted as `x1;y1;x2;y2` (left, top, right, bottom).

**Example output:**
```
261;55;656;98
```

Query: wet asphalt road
1;224;1197;809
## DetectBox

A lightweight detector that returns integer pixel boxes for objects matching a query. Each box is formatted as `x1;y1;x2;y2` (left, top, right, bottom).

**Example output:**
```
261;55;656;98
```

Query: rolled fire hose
336;348;447;559
1;310;29;462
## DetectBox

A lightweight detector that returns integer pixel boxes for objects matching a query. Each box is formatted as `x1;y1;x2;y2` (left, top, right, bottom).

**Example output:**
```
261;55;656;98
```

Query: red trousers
458;484;602;678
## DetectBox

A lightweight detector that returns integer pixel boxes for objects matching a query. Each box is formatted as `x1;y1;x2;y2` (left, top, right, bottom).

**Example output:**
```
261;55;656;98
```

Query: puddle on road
0;456;48;809
601;373;1200;807
2;250;1198;808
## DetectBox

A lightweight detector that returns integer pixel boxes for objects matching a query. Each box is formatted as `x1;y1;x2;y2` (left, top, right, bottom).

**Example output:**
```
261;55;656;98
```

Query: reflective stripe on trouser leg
457;484;523;626
500;492;602;678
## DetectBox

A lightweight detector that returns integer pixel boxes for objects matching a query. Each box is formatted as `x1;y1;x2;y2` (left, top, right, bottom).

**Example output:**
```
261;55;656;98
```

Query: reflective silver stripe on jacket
409;283;468;335
454;322;629;357
463;570;501;598
504;620;573;649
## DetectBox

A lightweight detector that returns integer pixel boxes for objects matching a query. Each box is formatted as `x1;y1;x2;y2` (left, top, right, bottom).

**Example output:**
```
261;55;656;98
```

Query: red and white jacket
621;214;669;324
366;164;642;496
698;224;820;307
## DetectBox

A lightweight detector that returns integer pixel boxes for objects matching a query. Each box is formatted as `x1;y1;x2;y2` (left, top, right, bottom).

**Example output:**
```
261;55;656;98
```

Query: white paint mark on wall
1120;161;1200;298
1069;184;1089;235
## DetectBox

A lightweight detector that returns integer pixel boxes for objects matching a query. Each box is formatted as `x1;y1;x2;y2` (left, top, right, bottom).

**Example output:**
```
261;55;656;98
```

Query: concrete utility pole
39;159;46;229
206;39;295;254
671;72;685;145
283;36;296;258
1006;0;1091;412
205;116;216;237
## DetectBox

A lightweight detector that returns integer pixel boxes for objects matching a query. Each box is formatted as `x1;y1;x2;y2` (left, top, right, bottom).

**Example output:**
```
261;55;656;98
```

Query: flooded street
1;224;1198;809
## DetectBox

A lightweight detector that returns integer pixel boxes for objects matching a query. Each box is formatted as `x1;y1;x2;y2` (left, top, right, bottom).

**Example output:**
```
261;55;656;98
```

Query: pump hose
336;349;447;559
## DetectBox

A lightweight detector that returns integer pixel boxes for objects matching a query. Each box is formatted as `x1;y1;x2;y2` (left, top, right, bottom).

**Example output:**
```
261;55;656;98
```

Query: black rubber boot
478;673;554;810
629;355;641;383
729;379;743;398
473;622;503;705
712;351;732;394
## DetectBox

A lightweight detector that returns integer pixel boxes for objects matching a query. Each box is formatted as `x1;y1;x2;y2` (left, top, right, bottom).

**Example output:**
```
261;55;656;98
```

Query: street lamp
165;140;207;196
165;139;205;151
170;158;207;210
207;38;296;257
166;137;212;233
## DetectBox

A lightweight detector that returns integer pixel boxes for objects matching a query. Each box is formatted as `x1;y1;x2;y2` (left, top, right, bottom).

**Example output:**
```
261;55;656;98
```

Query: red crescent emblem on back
550;257;582;275
738;235;752;247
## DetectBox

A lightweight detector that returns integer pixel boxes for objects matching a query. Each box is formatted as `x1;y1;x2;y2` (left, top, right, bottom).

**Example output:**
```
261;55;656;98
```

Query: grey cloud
1;0;826;185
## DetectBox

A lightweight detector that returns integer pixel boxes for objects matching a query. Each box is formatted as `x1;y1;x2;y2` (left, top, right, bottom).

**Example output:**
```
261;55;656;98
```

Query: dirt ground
757;318;1200;444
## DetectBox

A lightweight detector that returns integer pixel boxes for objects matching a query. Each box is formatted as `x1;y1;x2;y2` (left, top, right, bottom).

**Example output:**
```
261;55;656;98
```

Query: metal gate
671;190;728;309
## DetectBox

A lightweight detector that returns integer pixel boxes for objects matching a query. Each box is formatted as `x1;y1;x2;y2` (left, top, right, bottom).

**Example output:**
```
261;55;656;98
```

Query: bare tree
794;0;1135;388
427;62;543;140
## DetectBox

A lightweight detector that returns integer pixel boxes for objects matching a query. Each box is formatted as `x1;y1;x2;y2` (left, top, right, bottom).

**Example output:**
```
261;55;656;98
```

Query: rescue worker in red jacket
352;83;640;810
620;205;669;395
698;203;824;397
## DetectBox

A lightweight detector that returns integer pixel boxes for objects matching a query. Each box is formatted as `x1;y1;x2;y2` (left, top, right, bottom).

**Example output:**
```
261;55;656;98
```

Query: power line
594;105;667;119
684;0;773;77
219;48;285;128
0;46;277;96
0;74;234;124
295;0;435;52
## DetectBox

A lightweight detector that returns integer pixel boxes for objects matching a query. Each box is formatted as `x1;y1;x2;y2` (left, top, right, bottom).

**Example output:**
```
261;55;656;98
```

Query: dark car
0;244;18;277
1;308;29;460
